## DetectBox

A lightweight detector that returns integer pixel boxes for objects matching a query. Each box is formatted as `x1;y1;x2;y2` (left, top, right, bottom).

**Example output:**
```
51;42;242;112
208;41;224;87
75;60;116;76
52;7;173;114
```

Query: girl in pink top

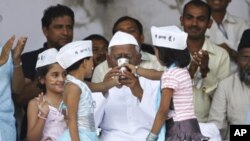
126;26;208;141
27;48;67;141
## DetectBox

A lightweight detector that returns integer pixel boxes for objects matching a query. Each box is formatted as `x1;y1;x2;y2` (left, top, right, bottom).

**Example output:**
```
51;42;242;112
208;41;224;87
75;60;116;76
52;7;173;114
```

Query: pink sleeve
161;70;178;90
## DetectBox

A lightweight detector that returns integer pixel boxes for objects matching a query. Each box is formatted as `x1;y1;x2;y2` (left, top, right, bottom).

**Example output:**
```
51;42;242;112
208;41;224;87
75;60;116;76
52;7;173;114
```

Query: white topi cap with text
56;40;93;69
36;48;58;69
151;26;187;50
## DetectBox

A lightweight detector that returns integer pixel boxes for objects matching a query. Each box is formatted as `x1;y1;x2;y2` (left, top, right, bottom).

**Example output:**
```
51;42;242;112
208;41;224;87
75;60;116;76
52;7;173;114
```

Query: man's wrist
13;61;22;68
131;84;143;101
200;67;210;78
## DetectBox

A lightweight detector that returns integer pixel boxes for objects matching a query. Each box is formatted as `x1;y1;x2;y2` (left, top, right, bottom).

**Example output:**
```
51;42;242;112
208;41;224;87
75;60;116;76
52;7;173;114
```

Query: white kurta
93;77;160;141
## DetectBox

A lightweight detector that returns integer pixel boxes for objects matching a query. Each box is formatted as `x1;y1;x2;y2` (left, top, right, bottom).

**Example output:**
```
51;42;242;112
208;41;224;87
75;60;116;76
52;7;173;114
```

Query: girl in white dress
56;41;118;141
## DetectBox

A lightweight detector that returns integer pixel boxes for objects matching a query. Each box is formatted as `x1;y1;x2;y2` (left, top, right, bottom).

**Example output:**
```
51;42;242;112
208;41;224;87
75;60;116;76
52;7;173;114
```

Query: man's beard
239;67;250;86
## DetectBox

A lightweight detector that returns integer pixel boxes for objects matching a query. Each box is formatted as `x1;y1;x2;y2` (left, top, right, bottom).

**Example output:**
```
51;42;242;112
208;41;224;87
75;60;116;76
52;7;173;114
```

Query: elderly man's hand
0;36;15;66
120;70;143;101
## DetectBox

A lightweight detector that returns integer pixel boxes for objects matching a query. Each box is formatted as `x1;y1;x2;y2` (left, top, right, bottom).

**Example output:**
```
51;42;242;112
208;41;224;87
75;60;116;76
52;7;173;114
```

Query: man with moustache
91;16;164;83
15;5;74;140
17;4;74;105
93;31;160;141
180;0;230;122
209;29;250;140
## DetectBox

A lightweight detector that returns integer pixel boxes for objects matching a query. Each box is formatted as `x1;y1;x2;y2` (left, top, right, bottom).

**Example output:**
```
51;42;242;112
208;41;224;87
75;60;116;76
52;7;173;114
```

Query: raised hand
12;37;27;65
191;50;210;78
0;36;15;66
36;93;49;119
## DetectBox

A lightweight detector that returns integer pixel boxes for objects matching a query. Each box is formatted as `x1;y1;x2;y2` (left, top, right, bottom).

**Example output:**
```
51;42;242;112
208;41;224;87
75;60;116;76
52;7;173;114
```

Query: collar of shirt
222;12;237;24
202;38;217;56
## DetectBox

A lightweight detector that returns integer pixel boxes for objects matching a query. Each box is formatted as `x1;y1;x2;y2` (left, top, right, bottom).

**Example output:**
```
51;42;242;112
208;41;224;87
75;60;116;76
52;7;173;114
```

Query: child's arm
27;93;49;141
124;63;163;80
86;76;119;93
64;83;81;141
147;88;173;141
86;67;120;93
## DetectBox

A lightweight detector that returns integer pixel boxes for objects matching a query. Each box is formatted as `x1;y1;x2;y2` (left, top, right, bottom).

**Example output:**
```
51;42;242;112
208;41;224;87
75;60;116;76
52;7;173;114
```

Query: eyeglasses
111;54;133;60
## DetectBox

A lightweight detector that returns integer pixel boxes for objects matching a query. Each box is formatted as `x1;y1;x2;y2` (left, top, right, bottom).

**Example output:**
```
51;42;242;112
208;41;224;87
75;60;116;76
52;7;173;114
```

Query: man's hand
120;70;143;100
192;50;210;78
0;36;15;66
12;37;27;65
119;70;139;88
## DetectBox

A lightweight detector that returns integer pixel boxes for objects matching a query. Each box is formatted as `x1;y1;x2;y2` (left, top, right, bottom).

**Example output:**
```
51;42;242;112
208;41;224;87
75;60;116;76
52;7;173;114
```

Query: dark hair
66;57;91;72
238;29;250;52
36;65;52;93
112;16;143;34
41;4;75;28
83;34;109;45
155;47;191;68
183;0;211;20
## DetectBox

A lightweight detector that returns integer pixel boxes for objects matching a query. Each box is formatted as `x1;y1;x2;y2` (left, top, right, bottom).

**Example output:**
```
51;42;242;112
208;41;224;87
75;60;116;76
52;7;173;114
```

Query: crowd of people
0;0;250;141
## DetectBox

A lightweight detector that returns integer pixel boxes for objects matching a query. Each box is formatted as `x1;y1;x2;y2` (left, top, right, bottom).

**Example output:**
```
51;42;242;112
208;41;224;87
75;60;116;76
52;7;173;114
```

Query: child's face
154;47;164;66
85;57;94;78
40;63;66;94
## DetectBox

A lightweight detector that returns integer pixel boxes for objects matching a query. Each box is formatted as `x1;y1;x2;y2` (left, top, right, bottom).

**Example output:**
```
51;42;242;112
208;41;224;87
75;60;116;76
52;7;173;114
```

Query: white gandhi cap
151;25;188;50
56;40;93;69
36;48;58;69
108;31;139;51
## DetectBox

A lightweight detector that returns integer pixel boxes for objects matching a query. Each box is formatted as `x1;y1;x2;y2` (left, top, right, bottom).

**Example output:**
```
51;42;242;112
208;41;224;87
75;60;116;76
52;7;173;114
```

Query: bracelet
38;112;47;120
134;65;140;77
14;62;22;68
146;132;158;141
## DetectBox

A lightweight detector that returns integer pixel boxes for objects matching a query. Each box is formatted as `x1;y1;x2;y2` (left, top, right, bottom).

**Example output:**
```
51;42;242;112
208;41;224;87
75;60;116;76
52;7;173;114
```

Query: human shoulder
21;46;47;59
28;98;39;109
141;51;157;61
91;60;109;83
204;39;228;55
65;82;81;94
94;60;108;70
226;12;250;26
218;72;238;86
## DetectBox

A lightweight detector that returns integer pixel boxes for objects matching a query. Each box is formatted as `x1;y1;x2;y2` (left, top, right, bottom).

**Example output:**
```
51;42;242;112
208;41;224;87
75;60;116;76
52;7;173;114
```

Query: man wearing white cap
91;16;164;84
209;29;250;140
93;31;160;141
17;5;74;140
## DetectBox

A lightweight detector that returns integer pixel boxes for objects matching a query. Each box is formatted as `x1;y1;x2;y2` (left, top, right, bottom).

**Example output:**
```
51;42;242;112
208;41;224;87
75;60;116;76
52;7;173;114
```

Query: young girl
56;40;119;141
127;26;208;141
27;48;67;141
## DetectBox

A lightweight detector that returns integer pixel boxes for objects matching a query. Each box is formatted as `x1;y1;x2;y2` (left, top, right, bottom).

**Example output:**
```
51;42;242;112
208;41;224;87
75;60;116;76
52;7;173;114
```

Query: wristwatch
134;65;140;77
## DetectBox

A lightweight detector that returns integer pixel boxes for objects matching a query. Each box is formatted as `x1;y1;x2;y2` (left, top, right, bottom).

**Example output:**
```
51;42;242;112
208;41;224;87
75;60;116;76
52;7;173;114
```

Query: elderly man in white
92;31;160;141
